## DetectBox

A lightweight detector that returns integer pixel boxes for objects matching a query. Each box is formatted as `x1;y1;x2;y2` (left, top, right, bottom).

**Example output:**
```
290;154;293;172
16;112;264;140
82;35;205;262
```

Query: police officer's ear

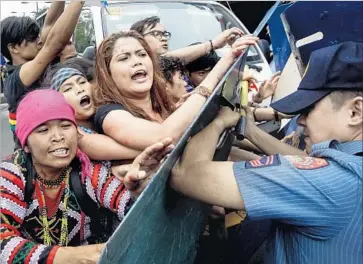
348;96;363;126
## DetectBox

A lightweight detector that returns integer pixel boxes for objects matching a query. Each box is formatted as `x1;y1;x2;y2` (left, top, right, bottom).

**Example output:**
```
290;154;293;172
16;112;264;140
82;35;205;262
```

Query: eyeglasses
143;30;171;40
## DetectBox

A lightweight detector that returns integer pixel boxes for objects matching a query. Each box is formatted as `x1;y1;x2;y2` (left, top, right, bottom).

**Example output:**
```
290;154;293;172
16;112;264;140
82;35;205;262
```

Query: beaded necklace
35;167;71;246
36;168;68;188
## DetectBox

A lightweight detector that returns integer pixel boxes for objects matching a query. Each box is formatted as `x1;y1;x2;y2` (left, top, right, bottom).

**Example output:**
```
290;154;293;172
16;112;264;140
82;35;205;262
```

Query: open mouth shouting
131;69;148;83
79;95;92;109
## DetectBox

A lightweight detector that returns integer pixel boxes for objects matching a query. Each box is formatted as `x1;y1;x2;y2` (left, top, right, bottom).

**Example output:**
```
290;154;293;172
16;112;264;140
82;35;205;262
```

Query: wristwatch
194;85;211;98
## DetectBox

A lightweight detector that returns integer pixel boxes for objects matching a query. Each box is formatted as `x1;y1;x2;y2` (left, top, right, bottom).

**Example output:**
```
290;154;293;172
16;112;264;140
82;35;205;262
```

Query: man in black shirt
1;1;84;145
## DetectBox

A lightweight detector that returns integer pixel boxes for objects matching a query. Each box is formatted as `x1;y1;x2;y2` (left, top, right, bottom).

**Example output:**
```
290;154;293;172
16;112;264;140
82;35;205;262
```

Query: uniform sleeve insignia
284;155;329;170
245;155;281;169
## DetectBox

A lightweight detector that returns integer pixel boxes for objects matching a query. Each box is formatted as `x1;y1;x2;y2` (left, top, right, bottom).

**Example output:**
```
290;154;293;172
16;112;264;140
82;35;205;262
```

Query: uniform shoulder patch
284;155;329;170
245;155;281;169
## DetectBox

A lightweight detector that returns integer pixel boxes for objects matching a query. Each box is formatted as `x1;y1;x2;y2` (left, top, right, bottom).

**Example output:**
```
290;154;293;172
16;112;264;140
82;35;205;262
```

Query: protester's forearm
78;133;140;160
164;42;210;64
253;107;275;121
40;1;65;43
247;126;307;156
199;55;235;92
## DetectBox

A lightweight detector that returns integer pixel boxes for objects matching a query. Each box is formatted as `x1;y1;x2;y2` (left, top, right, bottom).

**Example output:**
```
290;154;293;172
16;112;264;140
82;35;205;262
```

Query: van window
74;6;96;55
101;2;262;62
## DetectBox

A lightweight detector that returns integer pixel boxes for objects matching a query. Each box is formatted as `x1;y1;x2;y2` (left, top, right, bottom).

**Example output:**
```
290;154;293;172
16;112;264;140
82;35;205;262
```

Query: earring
24;146;30;153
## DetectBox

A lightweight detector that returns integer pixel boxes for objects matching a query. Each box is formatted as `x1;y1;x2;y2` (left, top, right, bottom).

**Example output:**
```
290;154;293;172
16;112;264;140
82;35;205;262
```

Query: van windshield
101;2;261;62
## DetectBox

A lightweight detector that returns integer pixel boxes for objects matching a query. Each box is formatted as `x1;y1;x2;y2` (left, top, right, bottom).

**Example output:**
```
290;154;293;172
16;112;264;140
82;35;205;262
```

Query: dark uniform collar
312;140;363;156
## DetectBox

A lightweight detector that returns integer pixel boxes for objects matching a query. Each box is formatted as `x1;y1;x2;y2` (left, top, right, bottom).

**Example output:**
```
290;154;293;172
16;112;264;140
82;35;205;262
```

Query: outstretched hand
230;35;259;58
112;138;174;198
252;71;281;103
212;27;244;49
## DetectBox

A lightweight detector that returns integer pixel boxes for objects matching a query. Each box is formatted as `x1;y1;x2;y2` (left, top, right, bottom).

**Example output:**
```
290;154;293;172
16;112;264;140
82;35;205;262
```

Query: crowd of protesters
0;1;361;264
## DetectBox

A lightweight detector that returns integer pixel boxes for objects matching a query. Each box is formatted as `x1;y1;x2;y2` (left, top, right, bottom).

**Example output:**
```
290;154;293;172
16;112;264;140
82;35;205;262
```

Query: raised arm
39;1;65;44
102;37;259;150
164;28;248;64
19;1;84;87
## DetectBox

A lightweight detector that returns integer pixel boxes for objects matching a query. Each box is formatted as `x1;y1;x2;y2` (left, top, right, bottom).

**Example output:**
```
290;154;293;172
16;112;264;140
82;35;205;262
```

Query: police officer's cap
271;41;363;115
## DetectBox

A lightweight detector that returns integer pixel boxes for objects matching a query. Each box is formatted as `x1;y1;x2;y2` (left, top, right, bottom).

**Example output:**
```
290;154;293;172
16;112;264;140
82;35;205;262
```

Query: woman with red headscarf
0;89;173;263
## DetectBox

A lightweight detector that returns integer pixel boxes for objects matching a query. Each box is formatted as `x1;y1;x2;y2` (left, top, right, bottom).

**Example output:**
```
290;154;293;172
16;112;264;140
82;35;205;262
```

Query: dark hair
1;16;40;62
130;16;160;35
42;58;95;87
186;42;220;73
159;56;186;84
94;31;174;121
329;90;363;110
64;58;95;82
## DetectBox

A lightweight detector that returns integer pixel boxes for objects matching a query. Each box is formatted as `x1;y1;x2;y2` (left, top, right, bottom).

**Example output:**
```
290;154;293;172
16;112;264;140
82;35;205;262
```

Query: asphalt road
1;103;14;160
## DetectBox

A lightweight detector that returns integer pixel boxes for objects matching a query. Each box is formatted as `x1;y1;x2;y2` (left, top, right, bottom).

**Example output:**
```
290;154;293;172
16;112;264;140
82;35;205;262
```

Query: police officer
170;41;362;264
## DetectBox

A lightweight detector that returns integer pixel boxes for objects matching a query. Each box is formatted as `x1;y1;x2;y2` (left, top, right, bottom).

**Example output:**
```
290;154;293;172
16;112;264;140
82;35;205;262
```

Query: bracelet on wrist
194;85;211;98
205;40;214;55
209;40;214;52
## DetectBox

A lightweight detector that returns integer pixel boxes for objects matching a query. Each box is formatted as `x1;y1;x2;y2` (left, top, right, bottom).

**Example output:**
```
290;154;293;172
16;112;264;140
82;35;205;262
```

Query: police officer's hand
214;107;240;130
112;138;174;198
212;27;244;49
